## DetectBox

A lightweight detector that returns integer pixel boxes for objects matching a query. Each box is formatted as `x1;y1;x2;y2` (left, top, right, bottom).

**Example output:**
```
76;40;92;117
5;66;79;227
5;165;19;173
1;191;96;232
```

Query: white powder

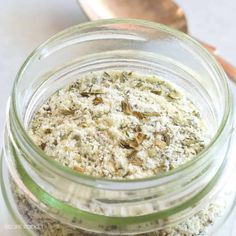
29;71;208;179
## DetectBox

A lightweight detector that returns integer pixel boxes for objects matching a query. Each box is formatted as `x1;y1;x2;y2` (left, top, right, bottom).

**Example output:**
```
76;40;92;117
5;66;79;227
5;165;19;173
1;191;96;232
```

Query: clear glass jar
1;19;235;236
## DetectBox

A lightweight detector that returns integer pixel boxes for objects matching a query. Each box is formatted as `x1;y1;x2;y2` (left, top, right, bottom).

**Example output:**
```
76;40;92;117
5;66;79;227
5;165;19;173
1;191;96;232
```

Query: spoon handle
213;54;236;83
201;42;236;83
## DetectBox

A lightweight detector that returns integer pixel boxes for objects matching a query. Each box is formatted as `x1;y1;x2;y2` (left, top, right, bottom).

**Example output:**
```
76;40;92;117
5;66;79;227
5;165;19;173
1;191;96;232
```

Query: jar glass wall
1;19;235;235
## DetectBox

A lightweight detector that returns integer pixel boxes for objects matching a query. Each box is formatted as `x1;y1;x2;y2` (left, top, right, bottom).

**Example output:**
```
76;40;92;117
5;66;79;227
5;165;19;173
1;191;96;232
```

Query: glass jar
1;19;235;236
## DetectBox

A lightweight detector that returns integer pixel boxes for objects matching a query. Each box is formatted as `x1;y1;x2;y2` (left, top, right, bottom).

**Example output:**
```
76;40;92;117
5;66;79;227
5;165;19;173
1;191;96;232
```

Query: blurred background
0;1;236;235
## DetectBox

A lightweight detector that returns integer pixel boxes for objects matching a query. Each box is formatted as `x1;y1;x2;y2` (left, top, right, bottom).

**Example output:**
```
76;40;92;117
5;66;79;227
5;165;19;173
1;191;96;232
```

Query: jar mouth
10;18;233;187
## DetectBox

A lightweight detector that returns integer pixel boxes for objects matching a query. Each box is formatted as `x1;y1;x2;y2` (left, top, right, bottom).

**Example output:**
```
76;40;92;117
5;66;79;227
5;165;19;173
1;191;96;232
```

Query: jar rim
11;18;233;188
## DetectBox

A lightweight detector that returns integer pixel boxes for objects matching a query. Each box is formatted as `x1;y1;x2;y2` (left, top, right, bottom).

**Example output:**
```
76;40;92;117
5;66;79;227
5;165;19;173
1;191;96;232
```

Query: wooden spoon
78;0;236;82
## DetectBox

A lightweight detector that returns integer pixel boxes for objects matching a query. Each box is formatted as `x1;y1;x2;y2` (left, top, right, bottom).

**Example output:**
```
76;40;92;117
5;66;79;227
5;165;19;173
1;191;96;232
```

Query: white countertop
0;1;235;235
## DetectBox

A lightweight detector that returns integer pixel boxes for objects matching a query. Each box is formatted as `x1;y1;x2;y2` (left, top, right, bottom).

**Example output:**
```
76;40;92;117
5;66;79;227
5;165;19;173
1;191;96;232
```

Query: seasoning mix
8;70;232;235
29;71;208;179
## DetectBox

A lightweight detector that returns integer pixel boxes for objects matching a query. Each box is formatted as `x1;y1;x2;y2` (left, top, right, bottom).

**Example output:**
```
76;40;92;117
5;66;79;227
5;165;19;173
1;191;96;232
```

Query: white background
0;0;235;235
